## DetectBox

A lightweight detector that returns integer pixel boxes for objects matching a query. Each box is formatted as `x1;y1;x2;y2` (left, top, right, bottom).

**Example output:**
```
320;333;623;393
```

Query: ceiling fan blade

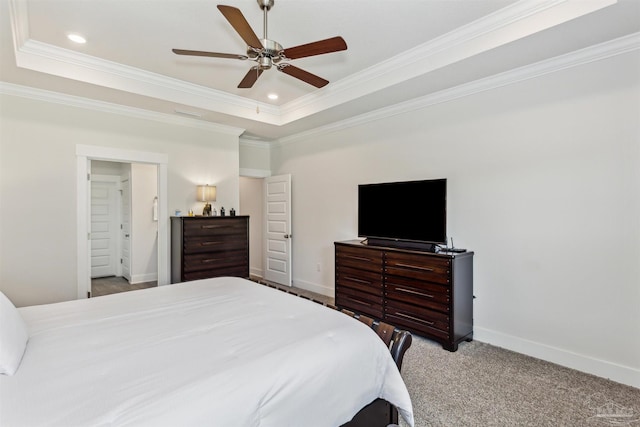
217;5;263;50
238;67;264;88
278;64;329;88
172;49;248;60
283;36;347;60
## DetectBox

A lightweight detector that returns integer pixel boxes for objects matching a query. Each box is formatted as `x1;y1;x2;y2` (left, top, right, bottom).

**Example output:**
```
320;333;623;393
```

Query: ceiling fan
172;0;347;89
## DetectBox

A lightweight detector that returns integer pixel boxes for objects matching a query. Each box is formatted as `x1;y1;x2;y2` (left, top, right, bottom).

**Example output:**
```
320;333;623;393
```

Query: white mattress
0;277;414;427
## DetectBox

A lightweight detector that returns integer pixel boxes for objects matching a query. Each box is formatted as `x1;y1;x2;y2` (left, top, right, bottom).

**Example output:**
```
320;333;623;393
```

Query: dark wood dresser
171;216;249;283
335;240;473;351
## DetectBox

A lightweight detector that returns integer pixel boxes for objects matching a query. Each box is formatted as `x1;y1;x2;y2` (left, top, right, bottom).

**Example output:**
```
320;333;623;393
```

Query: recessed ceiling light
67;34;86;44
267;93;278;100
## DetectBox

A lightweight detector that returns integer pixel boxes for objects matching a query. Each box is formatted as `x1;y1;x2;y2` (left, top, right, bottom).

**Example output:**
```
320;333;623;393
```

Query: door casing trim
76;144;169;299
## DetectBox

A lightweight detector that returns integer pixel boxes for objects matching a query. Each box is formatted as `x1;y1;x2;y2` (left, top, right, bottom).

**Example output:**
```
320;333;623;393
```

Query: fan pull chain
255;65;261;114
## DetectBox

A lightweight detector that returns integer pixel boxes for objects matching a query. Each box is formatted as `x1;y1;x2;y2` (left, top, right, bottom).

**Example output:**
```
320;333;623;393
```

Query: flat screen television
358;178;446;250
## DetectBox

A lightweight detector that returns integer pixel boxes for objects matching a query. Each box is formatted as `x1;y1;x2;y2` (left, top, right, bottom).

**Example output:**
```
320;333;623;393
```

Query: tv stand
365;238;437;252
335;240;474;351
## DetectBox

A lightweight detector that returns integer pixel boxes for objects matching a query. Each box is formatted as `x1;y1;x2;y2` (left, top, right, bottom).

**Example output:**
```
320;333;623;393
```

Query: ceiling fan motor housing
249;39;283;69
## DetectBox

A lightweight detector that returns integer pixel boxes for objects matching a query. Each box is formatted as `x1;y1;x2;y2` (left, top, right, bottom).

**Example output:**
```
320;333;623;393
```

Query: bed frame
257;281;413;427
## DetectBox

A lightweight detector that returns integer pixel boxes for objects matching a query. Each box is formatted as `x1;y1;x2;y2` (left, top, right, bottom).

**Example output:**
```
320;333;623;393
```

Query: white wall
0;93;241;306
239;140;271;178
270;51;640;387
239;139;271;280
239;176;264;278
131;163;158;284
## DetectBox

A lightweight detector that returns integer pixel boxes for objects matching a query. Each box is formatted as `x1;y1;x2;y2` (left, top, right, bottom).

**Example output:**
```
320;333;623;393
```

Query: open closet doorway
90;161;158;297
239;174;291;286
76;144;169;300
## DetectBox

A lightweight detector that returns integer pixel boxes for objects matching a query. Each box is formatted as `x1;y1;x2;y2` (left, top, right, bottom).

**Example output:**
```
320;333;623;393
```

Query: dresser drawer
335;245;383;273
183;250;247;273
385;252;451;284
385;280;450;314
183;218;247;238
182;265;248;282
385;299;450;339
336;266;383;296
183;236;247;254
336;289;384;319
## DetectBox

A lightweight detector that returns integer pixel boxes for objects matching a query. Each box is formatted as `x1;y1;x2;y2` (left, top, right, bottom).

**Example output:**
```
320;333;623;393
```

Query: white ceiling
1;0;639;141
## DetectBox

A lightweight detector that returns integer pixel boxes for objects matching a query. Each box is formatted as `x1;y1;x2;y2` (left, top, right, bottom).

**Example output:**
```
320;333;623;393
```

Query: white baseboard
129;272;157;285
249;267;263;279
290;278;334;298
474;326;640;389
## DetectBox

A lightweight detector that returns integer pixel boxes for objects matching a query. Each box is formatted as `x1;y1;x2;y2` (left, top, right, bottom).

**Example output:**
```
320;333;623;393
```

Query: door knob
284;234;292;239
125;234;130;238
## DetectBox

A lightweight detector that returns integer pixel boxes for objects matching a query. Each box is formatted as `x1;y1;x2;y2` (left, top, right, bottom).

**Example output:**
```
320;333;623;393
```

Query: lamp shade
196;185;217;202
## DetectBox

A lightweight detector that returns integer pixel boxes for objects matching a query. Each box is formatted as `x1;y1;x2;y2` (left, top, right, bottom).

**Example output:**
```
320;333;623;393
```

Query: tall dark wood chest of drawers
171;216;249;283
335;240;473;351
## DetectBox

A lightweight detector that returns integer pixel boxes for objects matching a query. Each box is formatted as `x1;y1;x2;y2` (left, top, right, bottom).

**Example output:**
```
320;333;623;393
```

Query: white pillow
0;291;29;375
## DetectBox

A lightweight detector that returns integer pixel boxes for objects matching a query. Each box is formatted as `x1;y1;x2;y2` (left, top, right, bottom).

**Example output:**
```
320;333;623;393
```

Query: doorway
239;174;291;286
88;160;159;297
76;144;169;300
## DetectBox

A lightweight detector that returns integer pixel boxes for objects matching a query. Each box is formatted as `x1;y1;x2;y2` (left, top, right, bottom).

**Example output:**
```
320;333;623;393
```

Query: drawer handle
201;258;220;264
345;255;373;262
396;288;434;298
394;263;434;272
347;297;373;307
344;276;372;285
201;241;222;246
394;312;434;325
201;225;228;229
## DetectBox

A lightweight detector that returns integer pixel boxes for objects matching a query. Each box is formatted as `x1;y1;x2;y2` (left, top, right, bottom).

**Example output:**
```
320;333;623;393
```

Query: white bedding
0;277;414;427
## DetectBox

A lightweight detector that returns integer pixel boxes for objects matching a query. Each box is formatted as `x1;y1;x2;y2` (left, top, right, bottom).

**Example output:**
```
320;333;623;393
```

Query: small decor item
196;184;217;216
175;209;182;217
220;207;225;216
230;208;236;216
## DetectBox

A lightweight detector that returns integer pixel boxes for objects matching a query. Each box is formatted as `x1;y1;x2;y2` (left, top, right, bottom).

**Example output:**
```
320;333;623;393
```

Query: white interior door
90;179;118;278
121;177;131;282
264;174;292;286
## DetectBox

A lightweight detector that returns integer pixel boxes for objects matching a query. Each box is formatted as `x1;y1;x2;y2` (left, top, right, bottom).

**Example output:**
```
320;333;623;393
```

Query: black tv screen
358;178;447;245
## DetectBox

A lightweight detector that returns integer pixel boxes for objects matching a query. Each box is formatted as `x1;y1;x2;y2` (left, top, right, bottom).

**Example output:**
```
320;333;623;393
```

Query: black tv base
364;238;437;252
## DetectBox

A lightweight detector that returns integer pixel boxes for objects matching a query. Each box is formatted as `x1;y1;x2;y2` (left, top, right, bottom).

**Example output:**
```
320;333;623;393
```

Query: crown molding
0;82;245;136
8;0;617;129
239;168;271;178
3;31;636;144
15;39;282;125
277;32;640;146
277;0;617;123
240;136;276;148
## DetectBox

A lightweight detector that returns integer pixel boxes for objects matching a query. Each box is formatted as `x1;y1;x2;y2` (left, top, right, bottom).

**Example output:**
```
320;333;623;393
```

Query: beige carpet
399;336;640;427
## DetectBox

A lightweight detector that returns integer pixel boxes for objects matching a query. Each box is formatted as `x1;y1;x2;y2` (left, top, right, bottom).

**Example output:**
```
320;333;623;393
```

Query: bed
0;276;414;427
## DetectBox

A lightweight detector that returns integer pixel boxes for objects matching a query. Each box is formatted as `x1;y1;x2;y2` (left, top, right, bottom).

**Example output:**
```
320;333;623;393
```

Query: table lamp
197;185;217;216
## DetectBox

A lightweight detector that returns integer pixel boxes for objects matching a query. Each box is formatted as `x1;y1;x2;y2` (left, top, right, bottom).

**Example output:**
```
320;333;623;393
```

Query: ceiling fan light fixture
258;56;272;70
